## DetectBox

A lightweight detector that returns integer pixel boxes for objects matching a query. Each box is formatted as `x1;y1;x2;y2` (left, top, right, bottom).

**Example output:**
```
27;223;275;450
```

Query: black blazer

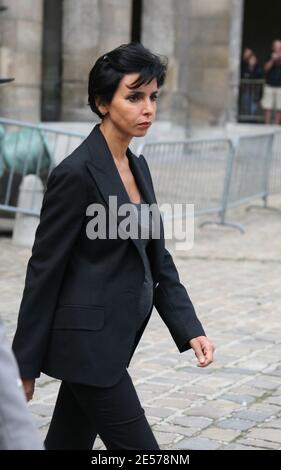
12;124;205;387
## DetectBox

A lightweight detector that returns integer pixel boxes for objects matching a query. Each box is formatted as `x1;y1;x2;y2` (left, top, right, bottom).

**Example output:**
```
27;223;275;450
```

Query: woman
12;42;214;450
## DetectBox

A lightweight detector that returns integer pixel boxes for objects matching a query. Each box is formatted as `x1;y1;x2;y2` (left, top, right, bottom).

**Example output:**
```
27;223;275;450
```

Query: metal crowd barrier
0;117;280;234
138;137;235;222
0;117;86;217
139;132;277;234
244;131;281;216
268;131;281;197
219;133;274;232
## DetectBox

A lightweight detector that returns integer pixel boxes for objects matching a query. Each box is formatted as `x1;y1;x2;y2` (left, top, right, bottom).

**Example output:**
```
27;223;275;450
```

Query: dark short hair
88;42;168;119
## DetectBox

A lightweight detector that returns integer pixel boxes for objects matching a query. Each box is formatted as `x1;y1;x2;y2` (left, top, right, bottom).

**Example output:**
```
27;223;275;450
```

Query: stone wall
61;0;132;121
0;0;43;121
188;0;232;126
142;0;190;131
0;0;244;127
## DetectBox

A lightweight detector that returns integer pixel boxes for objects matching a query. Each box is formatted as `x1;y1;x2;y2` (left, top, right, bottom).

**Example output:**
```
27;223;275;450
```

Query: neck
99;120;132;163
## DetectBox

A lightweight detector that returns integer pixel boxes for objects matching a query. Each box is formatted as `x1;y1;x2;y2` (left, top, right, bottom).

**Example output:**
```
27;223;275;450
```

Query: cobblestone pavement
1;198;281;450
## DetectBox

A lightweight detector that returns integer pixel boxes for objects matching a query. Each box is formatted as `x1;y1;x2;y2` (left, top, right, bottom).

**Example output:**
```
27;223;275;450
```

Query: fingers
24;385;34;401
22;379;35;402
199;348;212;367
25;389;34;402
191;338;215;368
199;341;215;367
192;343;206;366
189;336;215;368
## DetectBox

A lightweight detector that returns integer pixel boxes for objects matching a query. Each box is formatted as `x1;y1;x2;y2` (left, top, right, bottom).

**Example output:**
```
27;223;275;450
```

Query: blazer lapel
84;123;164;281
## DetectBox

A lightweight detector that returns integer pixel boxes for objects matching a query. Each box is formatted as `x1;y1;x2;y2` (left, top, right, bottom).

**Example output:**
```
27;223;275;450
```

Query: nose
142;97;155;117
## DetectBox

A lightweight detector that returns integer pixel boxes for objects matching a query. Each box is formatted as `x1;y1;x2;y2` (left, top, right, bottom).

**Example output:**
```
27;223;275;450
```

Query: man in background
261;39;281;124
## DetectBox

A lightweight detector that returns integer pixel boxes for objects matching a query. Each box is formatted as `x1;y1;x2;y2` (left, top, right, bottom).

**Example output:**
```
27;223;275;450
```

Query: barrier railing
0;117;280;234
244;131;281;216
210;133;274;232
238;78;265;123
268;131;281;197
138;138;234;215
139;132;276;233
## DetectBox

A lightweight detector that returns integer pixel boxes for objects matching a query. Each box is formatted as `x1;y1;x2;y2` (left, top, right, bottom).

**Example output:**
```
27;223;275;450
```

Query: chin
134;128;150;138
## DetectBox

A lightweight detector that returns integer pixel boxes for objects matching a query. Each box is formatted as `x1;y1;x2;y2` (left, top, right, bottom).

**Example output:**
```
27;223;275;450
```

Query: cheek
119;103;140;120
111;101;133;118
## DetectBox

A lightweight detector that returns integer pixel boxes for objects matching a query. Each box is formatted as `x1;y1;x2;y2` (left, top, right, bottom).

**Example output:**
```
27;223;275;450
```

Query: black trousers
44;369;160;450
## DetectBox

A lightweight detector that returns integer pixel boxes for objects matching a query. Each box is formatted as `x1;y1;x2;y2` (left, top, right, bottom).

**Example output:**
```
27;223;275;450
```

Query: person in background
240;48;263;118
0;320;43;450
247;54;263;79
0;77;42;451
261;39;281;124
240;47;254;78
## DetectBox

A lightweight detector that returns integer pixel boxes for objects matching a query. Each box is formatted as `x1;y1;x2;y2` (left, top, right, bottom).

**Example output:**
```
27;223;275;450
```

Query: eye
127;95;140;102
151;94;158;101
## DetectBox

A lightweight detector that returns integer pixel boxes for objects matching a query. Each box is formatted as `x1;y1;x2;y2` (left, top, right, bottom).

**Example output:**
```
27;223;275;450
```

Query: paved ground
1;196;281;450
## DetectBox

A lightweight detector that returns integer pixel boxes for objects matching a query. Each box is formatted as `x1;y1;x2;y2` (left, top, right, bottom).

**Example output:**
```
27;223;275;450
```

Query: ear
95;96;108;117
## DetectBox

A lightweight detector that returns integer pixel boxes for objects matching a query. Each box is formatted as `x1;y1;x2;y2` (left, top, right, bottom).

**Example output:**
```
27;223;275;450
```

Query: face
272;40;281;52
97;73;158;138
243;48;253;61
249;55;257;66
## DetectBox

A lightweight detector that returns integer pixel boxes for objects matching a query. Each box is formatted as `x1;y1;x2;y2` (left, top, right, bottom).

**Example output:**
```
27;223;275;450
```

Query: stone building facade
0;0;277;129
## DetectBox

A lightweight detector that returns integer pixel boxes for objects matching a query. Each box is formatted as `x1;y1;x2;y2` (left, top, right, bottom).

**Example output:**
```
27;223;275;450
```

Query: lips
137;122;151;126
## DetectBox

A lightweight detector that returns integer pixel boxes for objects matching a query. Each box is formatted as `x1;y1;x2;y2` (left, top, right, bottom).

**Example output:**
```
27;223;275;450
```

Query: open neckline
96;123;147;206
130;190;145;205
130;194;145;205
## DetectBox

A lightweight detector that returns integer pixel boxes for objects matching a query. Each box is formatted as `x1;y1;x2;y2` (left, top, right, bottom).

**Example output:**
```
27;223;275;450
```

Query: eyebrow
125;89;158;95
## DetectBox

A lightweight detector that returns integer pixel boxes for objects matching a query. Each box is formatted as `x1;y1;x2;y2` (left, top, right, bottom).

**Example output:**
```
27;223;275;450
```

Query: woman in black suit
12;42;214;450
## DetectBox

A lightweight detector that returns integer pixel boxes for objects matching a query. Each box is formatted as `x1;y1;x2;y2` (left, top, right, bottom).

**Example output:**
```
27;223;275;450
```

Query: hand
189;336;215;367
22;378;35;402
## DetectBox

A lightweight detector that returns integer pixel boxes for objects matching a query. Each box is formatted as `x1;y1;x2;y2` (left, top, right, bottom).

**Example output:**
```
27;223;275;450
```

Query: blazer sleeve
139;154;206;353
12;162;87;379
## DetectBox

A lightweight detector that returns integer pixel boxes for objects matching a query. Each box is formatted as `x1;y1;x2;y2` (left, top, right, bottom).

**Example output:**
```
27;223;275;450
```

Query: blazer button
155;282;159;288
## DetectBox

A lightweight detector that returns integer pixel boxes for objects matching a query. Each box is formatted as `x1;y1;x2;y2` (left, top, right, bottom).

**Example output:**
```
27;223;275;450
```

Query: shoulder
48;140;90;184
